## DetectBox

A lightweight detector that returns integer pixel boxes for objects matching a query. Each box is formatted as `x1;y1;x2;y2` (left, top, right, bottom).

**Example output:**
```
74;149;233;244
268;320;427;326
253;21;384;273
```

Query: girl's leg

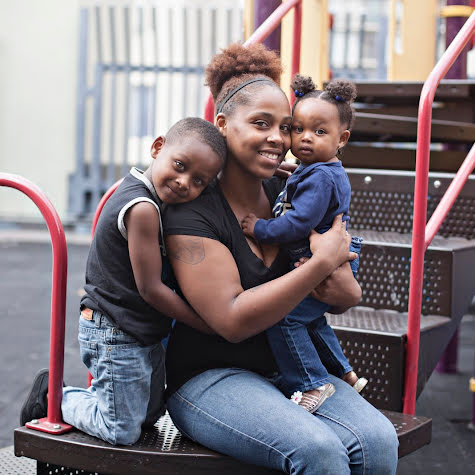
167;368;350;475
308;315;353;378
266;296;332;394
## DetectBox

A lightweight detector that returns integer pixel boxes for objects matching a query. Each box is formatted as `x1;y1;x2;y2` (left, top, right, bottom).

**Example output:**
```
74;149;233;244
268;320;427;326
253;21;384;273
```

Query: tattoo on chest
170;237;205;265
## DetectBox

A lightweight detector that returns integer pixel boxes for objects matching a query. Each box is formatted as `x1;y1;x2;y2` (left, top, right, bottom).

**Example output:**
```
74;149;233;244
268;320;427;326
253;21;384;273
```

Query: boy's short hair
166;117;227;165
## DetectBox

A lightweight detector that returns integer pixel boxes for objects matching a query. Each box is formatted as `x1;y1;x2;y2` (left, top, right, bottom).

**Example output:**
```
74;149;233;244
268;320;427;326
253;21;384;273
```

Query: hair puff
290;74;316;96
325;79;357;104
205;43;282;101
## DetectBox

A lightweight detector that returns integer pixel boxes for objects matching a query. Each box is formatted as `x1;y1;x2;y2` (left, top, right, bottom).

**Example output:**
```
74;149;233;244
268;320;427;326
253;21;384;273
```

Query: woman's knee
362;416;399;473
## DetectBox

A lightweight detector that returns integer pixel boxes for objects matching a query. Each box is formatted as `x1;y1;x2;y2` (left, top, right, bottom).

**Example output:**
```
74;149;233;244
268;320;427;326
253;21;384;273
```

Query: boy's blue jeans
61;311;166;445
267;236;362;394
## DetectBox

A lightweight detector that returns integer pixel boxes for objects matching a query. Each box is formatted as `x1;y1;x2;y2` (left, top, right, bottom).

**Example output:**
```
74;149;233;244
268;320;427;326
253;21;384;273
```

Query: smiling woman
161;43;399;474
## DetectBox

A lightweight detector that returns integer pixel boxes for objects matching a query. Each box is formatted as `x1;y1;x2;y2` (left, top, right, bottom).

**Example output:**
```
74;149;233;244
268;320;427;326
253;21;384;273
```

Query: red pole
290;0;302;105
403;11;475;415
0;173;72;434
204;0;302;119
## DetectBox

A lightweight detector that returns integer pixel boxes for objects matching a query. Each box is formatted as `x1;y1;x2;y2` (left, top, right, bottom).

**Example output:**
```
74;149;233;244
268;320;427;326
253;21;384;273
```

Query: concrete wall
0;1;78;222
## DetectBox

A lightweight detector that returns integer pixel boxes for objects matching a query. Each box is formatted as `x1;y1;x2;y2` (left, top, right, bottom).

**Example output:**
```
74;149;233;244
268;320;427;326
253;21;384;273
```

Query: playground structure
2;0;475;473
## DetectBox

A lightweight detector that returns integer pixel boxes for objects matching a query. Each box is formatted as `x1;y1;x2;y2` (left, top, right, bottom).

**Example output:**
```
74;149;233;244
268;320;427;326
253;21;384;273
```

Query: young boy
20;117;226;445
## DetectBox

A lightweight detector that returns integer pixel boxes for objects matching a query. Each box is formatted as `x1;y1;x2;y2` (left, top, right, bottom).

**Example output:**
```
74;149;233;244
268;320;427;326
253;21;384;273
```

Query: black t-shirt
163;177;289;396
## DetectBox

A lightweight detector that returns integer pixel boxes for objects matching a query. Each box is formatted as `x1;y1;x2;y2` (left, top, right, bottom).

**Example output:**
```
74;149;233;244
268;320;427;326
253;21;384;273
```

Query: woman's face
217;85;292;179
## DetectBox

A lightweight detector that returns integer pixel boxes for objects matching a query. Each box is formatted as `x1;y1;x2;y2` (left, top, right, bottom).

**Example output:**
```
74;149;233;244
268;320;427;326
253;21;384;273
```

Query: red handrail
204;0;302;122
0;173;72;434
87;178;123;387
403;11;475;415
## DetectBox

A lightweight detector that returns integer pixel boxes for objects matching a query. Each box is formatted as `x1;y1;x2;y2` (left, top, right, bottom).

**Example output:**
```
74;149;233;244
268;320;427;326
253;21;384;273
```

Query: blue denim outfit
167;368;398;474
267;236;363;394
61;311;166;445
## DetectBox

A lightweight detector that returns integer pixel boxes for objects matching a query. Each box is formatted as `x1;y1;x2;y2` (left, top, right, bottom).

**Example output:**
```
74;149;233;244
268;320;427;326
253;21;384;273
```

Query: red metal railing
403;11;475;415
87;178;123;387
204;0;302;122
0;173;72;434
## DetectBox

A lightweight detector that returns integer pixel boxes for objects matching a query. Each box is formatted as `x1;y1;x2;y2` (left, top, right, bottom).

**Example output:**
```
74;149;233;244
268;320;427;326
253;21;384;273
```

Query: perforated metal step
327;307;453;411
14;411;431;474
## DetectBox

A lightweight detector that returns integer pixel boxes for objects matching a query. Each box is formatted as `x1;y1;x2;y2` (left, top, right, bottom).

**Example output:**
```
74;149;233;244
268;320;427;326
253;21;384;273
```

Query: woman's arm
310;262;362;313
126;202;212;333
166;215;352;343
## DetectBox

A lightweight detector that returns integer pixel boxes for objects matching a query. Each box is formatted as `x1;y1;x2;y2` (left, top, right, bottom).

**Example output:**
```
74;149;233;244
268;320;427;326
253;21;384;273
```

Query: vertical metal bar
91;6;104;210
377;16;387;80
290;1;301;105
151;6;158;137
227;8;233;47
196;8;203;117
358;14;366;77
183;7;188;118
344;12;351;77
73;8;89;216
122;6;131;177
167;7;173;129
211;8;217;56
138;6;146;169
108;6;117;184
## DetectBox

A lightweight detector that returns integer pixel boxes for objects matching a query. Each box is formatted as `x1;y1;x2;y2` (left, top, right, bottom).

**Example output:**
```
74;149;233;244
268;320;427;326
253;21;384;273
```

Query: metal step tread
328;307;451;337
350;230;475;251
14;411;431;473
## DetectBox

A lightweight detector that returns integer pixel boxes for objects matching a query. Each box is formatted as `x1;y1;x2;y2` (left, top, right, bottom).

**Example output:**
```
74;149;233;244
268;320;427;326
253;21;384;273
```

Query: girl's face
291;97;350;165
217;85;292;179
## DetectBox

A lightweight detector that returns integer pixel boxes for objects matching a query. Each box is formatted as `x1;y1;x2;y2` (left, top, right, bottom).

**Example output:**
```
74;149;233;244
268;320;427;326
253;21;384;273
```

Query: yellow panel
388;0;438;80
281;0;329;99
244;0;254;41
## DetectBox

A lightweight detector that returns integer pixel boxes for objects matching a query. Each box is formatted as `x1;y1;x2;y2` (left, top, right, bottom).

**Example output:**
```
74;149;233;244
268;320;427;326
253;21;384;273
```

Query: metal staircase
328;78;475;412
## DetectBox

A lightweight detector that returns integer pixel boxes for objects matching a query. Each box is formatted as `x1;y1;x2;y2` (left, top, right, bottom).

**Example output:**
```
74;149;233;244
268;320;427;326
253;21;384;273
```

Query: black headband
216;77;271;114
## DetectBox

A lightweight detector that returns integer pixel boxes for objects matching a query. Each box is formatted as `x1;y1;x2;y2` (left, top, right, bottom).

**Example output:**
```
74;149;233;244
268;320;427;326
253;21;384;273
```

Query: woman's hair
205;43;283;115
291;74;357;130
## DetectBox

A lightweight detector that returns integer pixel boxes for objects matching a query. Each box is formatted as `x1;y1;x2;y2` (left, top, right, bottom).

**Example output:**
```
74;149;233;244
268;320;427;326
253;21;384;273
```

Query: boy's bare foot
290;383;335;413
342;371;368;393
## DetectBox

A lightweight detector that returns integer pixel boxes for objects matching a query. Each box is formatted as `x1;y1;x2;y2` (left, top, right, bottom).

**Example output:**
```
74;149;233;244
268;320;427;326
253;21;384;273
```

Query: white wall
0;1;78;222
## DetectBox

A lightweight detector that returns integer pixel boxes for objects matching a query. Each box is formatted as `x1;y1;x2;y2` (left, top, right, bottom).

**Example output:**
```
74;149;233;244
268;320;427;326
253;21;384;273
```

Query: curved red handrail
204;0;302;122
404;11;475;415
0;173;71;433
87;178;123;387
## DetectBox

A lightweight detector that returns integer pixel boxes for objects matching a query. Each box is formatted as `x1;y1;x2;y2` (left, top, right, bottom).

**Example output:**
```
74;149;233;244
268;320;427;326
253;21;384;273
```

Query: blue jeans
167;369;398;474
61;311;166;445
267;237;362;393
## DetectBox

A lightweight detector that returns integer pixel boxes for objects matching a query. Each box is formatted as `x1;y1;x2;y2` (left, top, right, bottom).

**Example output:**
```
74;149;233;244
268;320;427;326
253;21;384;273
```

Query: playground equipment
5;2;475;473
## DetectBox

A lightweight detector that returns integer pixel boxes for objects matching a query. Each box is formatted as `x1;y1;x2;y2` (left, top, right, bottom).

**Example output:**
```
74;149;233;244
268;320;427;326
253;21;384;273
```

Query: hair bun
325;79;357;104
290;74;316;98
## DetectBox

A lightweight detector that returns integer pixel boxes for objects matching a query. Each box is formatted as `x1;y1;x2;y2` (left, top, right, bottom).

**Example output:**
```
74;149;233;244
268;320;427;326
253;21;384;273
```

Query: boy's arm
125;202;213;334
252;170;333;243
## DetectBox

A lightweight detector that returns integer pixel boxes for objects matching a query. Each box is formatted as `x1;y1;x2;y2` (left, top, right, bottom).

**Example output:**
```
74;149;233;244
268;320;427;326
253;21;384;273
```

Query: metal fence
68;0;243;219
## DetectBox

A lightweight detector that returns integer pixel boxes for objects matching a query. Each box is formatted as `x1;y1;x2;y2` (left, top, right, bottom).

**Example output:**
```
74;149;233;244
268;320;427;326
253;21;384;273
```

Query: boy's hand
241;213;258;238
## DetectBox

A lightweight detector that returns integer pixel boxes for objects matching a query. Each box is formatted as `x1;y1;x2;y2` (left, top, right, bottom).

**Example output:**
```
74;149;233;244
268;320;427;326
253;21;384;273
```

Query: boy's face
148;135;222;204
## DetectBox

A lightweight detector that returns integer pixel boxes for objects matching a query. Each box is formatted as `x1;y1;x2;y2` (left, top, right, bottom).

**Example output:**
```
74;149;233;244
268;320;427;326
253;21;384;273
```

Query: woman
163;43;398;474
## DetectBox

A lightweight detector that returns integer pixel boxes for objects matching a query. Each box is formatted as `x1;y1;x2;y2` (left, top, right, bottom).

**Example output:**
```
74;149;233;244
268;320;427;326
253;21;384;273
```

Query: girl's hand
274;160;297;179
308;215;355;269
241;213;258;238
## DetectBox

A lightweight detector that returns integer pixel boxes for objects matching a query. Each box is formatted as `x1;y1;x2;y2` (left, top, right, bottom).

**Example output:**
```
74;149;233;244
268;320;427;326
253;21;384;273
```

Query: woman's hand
312;262;362;312
308;215;355;269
